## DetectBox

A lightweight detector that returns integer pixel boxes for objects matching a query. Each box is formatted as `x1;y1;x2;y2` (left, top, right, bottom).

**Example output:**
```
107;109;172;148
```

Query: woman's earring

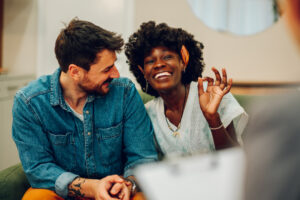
145;81;149;93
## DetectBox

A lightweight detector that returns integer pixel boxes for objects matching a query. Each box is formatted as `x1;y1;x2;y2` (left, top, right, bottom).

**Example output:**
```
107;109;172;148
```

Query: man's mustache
104;78;113;85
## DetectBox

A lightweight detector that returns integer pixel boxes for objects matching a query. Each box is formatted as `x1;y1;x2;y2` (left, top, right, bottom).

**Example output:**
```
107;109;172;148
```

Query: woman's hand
109;180;132;200
198;67;232;125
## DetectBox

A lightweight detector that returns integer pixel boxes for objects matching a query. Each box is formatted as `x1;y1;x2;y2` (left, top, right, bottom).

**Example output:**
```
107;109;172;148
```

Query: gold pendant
173;131;180;137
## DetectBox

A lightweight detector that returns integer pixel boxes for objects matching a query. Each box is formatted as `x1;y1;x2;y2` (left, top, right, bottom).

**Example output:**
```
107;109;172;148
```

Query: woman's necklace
165;85;187;137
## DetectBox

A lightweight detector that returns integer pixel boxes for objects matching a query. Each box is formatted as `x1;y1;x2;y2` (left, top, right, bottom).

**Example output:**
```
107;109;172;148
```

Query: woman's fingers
223;78;232;94
220;68;228;90
200;67;232;94
201;76;214;93
205;77;214;86
198;77;205;95
212;67;221;86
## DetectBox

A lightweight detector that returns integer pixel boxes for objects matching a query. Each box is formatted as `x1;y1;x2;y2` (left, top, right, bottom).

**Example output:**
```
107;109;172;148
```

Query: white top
66;101;84;121
145;81;248;157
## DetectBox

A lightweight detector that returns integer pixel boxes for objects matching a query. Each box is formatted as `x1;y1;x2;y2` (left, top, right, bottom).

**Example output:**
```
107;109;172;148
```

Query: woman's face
142;46;186;93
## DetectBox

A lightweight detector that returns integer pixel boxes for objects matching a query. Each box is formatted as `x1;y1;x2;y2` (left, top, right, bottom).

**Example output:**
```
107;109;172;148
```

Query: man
12;19;158;200
244;0;300;199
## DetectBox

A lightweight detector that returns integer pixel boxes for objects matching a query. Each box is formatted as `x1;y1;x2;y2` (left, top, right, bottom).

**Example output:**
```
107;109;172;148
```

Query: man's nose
110;65;120;78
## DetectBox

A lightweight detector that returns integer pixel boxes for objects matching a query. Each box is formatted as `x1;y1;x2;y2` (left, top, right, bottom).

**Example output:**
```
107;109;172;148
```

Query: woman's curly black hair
125;21;205;97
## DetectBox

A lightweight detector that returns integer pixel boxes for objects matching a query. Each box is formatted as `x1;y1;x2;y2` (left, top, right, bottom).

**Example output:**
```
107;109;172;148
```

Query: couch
0;91;258;200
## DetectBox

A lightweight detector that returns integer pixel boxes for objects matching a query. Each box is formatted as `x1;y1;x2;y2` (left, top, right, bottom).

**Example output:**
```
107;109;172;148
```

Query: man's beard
78;78;113;95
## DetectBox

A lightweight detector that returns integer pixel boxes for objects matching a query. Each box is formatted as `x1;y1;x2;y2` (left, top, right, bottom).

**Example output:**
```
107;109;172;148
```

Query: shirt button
88;132;91;136
85;110;89;114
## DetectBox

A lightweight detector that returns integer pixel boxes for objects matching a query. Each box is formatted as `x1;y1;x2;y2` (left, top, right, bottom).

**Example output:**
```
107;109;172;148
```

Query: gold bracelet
210;123;223;131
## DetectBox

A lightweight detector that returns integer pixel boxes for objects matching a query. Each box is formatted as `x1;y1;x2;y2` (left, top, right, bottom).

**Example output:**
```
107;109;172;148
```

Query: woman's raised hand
198;67;232;121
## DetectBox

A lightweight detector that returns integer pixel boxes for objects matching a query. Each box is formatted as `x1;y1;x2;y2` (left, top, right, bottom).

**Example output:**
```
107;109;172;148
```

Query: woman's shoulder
145;97;163;112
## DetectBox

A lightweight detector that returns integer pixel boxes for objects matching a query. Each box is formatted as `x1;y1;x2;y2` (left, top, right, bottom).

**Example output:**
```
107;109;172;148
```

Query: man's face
78;49;120;95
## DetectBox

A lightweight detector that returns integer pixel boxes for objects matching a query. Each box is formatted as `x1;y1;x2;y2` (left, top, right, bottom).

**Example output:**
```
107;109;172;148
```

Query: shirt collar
50;68;68;110
50;68;96;108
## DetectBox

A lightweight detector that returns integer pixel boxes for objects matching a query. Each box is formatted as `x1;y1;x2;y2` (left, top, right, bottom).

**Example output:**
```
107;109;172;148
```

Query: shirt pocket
48;131;75;145
95;122;123;166
47;131;76;171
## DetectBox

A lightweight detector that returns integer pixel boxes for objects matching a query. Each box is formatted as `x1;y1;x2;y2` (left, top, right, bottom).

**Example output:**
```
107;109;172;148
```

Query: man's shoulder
15;74;52;101
108;77;136;97
110;77;134;88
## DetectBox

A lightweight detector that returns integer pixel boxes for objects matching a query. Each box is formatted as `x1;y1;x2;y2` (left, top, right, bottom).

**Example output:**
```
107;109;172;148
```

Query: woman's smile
153;71;172;80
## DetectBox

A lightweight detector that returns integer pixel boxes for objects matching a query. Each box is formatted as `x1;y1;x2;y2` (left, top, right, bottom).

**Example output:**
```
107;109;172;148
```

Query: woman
125;21;248;156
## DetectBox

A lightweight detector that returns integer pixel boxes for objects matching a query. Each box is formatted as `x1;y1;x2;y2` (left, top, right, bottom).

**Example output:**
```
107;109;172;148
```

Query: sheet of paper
134;148;245;200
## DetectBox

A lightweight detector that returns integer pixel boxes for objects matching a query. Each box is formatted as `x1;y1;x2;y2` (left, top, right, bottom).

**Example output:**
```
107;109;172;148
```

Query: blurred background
1;0;300;170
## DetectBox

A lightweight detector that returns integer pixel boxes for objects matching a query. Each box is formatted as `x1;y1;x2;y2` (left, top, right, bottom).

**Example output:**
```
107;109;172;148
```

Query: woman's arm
206;114;238;149
198;67;238;149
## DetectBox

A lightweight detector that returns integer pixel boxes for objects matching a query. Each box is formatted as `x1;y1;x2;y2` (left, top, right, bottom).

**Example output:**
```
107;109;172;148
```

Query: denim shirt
12;69;158;198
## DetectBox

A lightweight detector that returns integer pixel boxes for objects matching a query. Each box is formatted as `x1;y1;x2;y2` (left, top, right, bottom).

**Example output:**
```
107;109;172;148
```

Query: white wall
134;0;300;83
2;0;37;75
36;0;135;81
5;0;300;82
3;0;136;78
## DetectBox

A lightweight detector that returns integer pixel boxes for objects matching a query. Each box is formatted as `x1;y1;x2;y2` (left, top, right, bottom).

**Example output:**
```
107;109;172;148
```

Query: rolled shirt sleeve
55;172;79;197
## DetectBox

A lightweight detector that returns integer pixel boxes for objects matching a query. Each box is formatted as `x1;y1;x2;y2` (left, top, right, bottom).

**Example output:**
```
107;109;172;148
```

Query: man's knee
22;187;64;200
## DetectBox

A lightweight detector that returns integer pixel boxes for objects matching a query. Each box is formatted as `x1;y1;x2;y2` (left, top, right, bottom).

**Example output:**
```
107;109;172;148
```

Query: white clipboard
134;148;245;200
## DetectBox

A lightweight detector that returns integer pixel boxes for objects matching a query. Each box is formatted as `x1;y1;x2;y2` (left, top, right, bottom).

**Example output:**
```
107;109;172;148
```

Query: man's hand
68;175;126;200
94;175;129;200
198;67;232;124
109;180;132;200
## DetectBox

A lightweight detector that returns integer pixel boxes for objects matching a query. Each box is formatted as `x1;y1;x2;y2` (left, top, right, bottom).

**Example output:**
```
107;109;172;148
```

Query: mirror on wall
187;0;280;36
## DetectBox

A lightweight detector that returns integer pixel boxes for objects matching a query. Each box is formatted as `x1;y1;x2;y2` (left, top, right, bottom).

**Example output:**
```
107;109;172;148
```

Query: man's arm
12;93;77;198
68;175;126;200
122;81;158;177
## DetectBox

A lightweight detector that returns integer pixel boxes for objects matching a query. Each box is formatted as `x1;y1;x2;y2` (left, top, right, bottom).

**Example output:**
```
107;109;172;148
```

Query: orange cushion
23;187;146;200
22;188;64;200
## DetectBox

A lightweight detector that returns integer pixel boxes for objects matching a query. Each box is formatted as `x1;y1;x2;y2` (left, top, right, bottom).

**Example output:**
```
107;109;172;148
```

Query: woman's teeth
154;72;171;79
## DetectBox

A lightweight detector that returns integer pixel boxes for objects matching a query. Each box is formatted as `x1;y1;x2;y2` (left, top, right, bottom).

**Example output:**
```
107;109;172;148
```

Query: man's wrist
124;177;138;196
56;172;79;198
68;177;100;199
